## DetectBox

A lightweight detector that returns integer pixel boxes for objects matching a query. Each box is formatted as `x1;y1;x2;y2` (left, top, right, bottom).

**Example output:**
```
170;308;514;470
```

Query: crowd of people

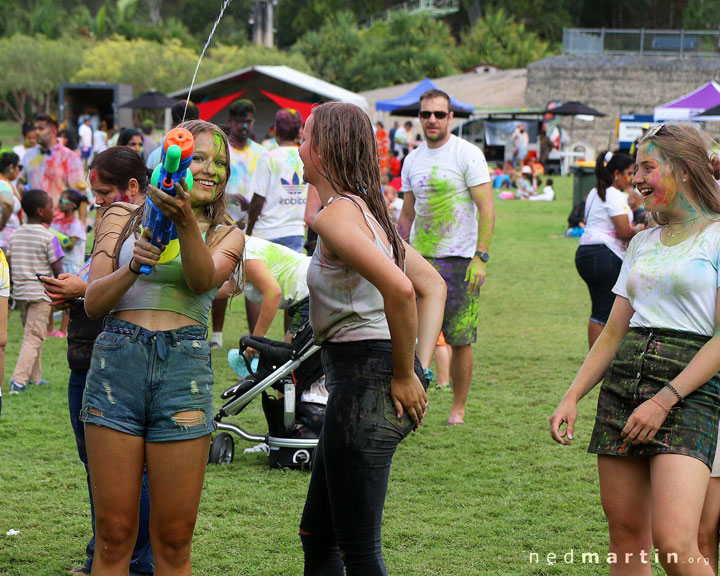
0;86;499;575
9;85;720;576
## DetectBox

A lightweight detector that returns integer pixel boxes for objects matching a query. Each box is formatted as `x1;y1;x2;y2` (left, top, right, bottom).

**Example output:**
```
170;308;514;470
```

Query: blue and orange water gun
141;127;195;274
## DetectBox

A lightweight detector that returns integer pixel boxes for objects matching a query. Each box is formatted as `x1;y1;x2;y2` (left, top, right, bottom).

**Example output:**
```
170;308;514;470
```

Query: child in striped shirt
6;189;63;394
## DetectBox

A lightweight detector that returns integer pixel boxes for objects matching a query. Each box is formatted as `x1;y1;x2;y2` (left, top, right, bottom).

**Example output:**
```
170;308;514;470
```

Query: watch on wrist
475;251;490;262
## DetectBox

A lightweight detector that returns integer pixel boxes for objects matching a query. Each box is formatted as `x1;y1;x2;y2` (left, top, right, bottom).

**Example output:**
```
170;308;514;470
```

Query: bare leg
448;344;473;423
0;296;7;387
85;425;145;575
597;455;653;576
433;345;451;388
588;320;604;349
698;478;720;575
245;297;260;334
211;296;227;344
146;433;210;575
651;454;714;575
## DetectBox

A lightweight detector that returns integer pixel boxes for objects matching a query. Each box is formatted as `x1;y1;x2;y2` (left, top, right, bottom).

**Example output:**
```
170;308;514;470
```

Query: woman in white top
0;151;22;253
575;151;641;348
298;102;446;575
551;122;720;576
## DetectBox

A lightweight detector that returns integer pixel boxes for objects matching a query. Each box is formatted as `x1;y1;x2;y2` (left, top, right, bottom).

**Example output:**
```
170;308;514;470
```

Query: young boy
6;189;63;393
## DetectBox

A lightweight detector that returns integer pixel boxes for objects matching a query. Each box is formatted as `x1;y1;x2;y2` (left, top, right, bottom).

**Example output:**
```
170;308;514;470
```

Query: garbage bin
570;163;596;206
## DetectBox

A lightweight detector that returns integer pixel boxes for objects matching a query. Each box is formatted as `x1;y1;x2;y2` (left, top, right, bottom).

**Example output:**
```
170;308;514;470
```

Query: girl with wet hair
551;122;720;576
82;120;243;574
298;101;446;575
575;150;642;348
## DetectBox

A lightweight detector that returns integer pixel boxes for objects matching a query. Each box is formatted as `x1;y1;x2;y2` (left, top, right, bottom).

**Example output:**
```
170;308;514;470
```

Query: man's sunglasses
419;111;449;120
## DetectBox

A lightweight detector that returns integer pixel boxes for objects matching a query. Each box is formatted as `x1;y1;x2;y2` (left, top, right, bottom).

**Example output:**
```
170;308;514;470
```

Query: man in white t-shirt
247;108;307;253
398;89;494;426
211;98;267;349
78;117;93;169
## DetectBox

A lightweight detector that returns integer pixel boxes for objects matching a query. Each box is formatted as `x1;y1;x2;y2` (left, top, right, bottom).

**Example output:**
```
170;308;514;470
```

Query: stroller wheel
208;432;234;465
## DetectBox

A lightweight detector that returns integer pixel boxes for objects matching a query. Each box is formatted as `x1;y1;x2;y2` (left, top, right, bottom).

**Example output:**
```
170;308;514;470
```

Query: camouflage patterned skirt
588;328;720;469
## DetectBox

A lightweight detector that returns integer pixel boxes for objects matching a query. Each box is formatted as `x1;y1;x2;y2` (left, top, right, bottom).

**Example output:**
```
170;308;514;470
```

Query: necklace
665;217;699;237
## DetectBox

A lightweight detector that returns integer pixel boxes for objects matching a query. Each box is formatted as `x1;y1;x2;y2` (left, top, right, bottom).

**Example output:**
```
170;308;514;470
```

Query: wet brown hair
97;122;241;278
309;102;405;267
638;122;720;225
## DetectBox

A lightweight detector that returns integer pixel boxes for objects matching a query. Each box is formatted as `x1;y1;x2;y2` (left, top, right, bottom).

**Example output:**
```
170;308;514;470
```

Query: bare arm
397;190;416;242
84;209;158;319
611;214;641;240
50;257;64;278
145;182;244;294
403;242;446;368
464;182;495;292
315;202;426;424
549;296;634;444
621;289;720;444
0;198;12;230
245;194;265;236
245;259;282;338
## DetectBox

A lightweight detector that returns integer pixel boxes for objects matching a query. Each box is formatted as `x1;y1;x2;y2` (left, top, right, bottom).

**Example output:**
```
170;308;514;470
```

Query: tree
0;35;85;122
346;12;459;90
683;0;720;29
292;11;363;88
199;43;312;81
73;36;198;94
458;8;556;70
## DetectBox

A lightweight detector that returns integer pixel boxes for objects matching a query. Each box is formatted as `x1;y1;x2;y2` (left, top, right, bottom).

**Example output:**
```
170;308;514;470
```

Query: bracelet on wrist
649;397;669;413
128;257;142;275
665;382;683;403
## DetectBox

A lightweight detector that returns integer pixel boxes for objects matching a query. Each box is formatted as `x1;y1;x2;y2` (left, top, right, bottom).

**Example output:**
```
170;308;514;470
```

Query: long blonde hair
638;122;720;225
309;102;405;267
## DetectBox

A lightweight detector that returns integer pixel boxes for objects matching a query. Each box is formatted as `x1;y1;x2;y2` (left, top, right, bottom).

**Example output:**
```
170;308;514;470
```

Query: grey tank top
307;195;393;343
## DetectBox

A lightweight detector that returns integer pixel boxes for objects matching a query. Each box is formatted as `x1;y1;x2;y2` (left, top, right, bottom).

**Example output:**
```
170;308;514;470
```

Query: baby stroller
209;322;325;469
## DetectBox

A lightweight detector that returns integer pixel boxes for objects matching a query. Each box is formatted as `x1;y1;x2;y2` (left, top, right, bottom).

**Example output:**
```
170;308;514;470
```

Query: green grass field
0;177;666;575
0;121;22;150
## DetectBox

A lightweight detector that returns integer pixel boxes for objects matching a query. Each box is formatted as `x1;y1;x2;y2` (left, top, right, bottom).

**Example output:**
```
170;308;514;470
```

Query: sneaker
209;341;222;349
9;380;27;394
30;379;50;386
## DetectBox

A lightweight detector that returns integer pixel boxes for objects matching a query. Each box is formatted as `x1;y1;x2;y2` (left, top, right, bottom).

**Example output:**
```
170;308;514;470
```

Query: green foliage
683;0;720;30
292;11;363;88
352;12;459;89
73;36;199;94
0;34;85;122
459;8;556;70
201;44;312;81
295;11;458;91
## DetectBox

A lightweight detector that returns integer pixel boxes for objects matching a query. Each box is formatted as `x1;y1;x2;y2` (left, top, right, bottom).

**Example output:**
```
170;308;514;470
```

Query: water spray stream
183;0;234;123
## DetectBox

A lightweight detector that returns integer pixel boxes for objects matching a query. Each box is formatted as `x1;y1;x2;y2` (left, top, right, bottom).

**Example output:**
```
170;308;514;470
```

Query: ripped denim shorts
81;317;215;442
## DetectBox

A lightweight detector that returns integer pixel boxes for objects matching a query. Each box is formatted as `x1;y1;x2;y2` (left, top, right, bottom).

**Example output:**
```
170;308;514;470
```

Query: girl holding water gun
83;120;244;575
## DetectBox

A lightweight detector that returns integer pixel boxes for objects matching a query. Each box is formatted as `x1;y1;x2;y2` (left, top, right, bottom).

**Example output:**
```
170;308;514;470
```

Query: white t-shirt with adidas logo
249;146;308;240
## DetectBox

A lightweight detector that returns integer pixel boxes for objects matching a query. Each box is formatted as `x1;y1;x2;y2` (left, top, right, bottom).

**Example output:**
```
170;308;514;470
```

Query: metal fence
563;28;720;57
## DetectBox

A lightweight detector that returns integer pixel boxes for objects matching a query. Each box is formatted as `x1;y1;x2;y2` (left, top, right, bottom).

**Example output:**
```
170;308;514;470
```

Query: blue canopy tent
375;78;475;117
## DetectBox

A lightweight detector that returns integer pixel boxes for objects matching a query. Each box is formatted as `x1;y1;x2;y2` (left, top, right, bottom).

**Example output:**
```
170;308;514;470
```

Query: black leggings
575;243;623;325
299;340;427;576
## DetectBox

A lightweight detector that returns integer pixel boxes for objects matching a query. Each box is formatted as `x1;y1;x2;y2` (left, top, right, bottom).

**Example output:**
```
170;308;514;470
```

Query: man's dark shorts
426;256;479;347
